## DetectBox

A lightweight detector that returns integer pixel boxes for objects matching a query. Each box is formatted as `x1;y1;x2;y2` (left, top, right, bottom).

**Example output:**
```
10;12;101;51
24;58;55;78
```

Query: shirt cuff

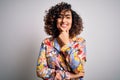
60;43;71;52
64;71;70;79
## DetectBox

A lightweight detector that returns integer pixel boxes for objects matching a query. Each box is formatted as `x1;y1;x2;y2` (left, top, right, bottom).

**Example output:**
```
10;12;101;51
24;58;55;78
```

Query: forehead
60;10;72;15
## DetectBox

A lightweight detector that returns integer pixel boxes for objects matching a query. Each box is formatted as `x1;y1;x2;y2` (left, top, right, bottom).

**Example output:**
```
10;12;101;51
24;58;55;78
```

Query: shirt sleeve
36;42;56;79
36;40;71;79
61;38;86;73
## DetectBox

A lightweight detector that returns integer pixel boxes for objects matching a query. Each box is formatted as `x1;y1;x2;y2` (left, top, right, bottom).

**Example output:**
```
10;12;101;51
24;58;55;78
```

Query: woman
36;2;86;80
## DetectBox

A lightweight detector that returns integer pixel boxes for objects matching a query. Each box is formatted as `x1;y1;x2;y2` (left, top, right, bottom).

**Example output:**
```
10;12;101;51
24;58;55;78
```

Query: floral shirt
36;37;86;80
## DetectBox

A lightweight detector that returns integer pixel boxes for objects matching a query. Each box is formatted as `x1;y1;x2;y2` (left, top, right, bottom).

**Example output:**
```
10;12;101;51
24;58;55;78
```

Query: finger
54;77;56;80
62;28;66;32
59;27;66;32
54;76;58;80
66;29;69;33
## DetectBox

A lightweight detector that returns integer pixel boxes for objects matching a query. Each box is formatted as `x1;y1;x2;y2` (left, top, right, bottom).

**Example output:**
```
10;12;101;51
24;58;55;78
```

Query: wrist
64;72;71;79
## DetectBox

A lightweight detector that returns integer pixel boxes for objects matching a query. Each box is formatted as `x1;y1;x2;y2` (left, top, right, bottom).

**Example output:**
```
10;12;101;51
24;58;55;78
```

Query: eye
58;15;62;18
66;16;71;19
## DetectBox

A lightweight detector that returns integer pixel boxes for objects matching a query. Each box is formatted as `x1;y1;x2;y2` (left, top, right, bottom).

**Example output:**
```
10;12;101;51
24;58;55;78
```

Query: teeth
62;24;67;27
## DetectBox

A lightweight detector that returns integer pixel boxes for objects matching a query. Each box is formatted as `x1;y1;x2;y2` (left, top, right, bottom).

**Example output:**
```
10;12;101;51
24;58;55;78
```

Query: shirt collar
54;38;61;52
53;37;77;51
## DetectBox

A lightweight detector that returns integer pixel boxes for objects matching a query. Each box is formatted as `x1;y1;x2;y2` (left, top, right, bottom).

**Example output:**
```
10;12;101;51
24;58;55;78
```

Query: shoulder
74;36;86;43
42;37;54;46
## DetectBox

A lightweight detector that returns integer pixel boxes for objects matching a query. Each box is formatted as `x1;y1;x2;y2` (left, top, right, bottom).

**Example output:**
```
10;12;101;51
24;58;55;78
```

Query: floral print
36;37;86;80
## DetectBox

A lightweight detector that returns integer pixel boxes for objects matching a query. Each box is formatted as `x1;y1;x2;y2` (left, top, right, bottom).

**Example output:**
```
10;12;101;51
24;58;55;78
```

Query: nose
62;17;66;23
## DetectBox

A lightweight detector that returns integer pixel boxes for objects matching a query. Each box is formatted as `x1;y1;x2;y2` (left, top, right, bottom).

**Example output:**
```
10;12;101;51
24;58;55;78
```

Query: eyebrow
59;13;71;17
65;14;71;16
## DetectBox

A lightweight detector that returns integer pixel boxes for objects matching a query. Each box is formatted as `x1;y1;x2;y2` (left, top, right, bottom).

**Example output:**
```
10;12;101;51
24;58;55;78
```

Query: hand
69;72;85;79
55;72;62;80
78;72;84;78
58;29;70;46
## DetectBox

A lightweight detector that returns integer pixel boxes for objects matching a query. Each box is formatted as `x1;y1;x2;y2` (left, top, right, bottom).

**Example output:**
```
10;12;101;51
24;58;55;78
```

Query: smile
61;24;67;28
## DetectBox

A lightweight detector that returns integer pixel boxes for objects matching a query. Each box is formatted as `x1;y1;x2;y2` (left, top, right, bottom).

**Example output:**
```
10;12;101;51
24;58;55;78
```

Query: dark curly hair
44;2;83;38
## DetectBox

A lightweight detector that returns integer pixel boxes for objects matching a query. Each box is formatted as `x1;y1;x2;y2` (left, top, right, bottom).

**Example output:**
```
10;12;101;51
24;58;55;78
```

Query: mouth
61;24;67;28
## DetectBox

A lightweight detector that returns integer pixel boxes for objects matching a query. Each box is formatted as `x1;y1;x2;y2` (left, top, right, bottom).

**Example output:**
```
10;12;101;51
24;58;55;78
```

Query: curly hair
44;2;83;38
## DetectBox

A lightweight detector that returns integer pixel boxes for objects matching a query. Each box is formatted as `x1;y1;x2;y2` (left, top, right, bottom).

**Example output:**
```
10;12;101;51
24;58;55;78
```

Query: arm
58;29;86;78
36;42;56;79
55;70;84;80
61;38;86;74
36;41;74;80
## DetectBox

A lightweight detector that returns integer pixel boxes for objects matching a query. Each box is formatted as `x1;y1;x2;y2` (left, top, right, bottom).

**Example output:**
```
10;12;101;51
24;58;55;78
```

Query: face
57;10;72;32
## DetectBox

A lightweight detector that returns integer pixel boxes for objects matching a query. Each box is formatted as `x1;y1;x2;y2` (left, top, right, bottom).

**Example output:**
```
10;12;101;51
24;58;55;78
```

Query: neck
56;37;72;47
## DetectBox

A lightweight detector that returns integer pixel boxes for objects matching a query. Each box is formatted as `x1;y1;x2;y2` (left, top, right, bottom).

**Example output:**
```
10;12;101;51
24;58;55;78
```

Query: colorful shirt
36;37;86;80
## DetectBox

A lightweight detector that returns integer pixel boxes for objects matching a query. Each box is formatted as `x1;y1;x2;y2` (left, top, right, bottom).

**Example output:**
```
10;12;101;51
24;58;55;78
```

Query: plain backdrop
0;0;120;80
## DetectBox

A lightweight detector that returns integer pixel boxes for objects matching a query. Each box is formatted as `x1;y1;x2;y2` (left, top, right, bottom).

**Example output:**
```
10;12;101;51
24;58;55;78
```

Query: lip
61;24;67;28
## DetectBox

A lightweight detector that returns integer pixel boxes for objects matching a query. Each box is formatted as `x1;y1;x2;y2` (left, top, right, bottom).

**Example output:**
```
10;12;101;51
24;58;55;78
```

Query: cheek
69;20;72;27
57;20;61;28
70;19;72;25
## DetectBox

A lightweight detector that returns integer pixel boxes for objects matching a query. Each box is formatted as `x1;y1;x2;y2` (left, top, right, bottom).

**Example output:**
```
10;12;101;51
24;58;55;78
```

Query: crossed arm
36;38;86;80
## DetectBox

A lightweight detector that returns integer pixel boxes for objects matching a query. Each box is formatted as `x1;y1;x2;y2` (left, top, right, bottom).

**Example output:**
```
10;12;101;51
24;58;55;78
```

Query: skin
57;10;72;47
55;10;84;80
36;10;84;80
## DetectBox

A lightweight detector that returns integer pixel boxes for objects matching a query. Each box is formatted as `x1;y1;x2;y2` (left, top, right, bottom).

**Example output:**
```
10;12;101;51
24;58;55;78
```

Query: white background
0;0;120;80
